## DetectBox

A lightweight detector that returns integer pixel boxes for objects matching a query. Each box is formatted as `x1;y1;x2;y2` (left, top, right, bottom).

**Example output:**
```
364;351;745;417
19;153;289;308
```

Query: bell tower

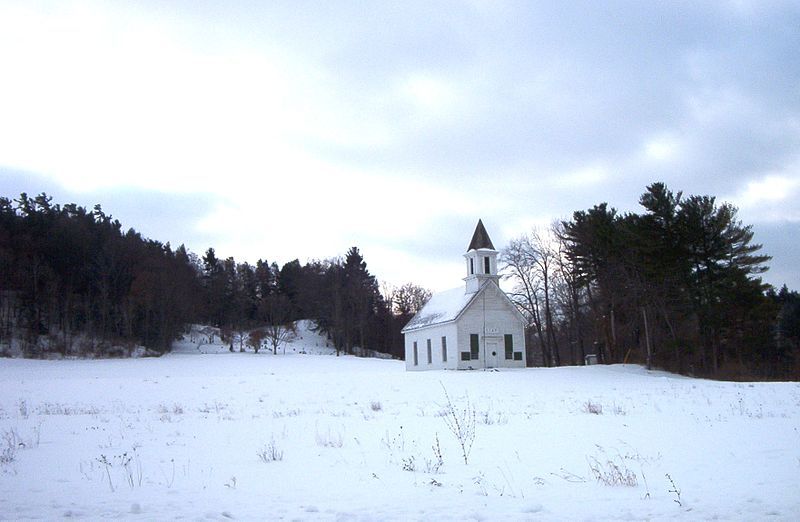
463;219;500;293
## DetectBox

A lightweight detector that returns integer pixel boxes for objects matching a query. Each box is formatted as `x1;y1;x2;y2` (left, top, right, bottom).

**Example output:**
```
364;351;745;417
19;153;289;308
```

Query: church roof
401;279;527;333
467;219;495;251
401;286;479;333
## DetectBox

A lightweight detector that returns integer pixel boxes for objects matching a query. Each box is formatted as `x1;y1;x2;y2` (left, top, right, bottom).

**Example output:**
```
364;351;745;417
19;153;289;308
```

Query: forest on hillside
0;187;797;380
0;193;428;359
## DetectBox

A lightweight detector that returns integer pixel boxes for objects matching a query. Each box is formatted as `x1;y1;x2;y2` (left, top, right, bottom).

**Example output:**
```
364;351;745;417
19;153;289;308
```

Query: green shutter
505;334;513;360
470;334;479;360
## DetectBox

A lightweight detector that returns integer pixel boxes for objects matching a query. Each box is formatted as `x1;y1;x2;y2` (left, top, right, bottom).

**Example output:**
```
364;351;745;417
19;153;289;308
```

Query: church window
441;336;447;362
470;258;474;275
413;342;418;366
470;334;479;360
426;339;432;364
484;257;490;274
505;334;513;359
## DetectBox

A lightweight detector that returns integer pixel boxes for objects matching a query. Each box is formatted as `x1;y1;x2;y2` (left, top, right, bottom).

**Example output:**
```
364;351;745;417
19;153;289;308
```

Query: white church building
402;220;527;370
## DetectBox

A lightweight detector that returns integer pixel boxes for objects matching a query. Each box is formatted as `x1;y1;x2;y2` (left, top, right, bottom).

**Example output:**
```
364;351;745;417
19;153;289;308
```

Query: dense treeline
503;183;799;380
196;246;419;358
3;188;797;380
0;193;198;355
0;193;428;358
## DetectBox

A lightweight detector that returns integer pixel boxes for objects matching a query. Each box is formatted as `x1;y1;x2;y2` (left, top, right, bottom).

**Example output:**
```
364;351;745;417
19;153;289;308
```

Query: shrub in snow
1;425;41;469
1;430;18;466
36;402;100;416
315;427;343;448
425;434;444;474
440;384;477;465
611;402;627;416
258;438;284;463
401;456;416;472
119;449;143;489
93;449;143;492
587;447;637;487
380;427;407;465
272;408;300;418
583;400;603;415
666;473;683;506
478;404;509;425
158;403;184;422
17;399;28;419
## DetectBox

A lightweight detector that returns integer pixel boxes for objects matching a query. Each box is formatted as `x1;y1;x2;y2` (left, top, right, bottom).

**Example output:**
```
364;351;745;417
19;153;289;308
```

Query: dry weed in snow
440;384;477;465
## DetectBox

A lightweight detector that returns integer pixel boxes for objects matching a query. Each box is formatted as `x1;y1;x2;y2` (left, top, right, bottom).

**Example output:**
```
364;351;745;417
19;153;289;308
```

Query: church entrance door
485;340;499;368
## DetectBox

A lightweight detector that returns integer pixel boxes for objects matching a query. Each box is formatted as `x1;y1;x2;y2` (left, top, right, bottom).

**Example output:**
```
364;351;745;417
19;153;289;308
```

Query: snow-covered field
1;326;798;520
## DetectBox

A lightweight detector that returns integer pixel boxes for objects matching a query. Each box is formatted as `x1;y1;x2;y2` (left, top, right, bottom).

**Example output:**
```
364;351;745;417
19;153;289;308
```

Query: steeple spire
463;219;499;293
467;219;495;251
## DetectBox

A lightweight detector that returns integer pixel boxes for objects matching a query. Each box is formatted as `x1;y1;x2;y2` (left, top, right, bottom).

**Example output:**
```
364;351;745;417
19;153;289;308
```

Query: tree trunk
543;276;560;366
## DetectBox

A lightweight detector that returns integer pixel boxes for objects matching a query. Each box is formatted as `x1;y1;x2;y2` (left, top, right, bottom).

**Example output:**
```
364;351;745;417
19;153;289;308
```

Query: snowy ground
1;327;799;520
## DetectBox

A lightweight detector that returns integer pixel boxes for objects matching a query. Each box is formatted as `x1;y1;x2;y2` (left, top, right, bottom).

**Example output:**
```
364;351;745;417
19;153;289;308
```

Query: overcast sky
1;1;798;292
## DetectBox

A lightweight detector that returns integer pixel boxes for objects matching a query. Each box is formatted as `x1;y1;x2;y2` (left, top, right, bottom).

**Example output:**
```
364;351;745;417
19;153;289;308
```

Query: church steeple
463;219;500;293
467;219;495;250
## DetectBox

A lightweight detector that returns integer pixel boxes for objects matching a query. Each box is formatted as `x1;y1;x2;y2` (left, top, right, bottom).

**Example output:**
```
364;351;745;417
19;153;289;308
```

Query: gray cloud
365;214;480;264
1;1;797;291
754;222;800;290
302;2;799;179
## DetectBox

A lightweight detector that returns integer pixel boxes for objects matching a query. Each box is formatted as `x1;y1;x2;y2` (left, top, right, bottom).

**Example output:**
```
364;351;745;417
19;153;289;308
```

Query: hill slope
173;320;337;355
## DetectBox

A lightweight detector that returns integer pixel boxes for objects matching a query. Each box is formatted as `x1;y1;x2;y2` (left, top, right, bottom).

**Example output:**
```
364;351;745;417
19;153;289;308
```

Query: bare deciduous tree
261;293;296;354
390;283;432;316
264;322;296;355
247;328;265;354
502;227;562;366
502;235;547;364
